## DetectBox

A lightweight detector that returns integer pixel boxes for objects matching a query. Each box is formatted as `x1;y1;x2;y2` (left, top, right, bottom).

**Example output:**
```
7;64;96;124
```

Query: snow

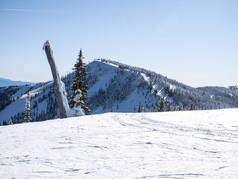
48;44;73;117
43;40;83;117
169;84;176;91
0;98;25;122
141;73;150;83
57;78;75;117
2;59;238;123
57;75;84;117
99;59;119;68
115;88;157;113
0;81;53;124
87;61;117;97
59;82;84;117
30;81;53;95
70;90;84;116
0;109;238;178
11;86;30;99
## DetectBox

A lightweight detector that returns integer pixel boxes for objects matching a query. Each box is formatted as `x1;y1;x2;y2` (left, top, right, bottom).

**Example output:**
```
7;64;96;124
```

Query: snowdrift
0;109;238;178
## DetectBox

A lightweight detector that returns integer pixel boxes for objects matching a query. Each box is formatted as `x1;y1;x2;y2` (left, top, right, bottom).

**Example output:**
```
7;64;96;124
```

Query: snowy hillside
0;109;238;178
1;59;238;125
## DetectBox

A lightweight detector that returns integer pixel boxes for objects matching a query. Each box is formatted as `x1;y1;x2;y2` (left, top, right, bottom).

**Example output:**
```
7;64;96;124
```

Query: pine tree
138;103;142;112
2;120;7;125
69;49;90;115
24;92;32;122
164;100;171;111
159;99;164;112
9;118;13;125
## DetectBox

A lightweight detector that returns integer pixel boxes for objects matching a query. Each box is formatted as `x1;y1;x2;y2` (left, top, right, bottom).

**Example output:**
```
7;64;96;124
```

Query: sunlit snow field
0;109;238;178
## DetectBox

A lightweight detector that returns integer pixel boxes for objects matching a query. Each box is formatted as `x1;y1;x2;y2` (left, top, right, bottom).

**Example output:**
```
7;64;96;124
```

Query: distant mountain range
0;77;33;87
1;59;238;125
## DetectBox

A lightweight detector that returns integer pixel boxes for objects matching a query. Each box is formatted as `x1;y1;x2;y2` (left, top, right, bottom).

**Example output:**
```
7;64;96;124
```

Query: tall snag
43;40;69;118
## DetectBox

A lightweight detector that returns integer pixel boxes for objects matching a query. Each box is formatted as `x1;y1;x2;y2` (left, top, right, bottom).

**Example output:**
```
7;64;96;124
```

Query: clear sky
0;0;238;87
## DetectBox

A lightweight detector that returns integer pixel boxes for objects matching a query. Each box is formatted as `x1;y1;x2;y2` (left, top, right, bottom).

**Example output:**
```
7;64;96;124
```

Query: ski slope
0;109;238;178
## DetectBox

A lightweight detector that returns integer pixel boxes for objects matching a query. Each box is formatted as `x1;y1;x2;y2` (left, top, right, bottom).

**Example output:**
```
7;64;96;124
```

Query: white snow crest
169;84;176;91
141;73;150;83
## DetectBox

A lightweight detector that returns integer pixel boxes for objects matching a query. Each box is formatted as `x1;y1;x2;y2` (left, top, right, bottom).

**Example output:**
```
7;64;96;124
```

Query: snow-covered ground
0;109;238;178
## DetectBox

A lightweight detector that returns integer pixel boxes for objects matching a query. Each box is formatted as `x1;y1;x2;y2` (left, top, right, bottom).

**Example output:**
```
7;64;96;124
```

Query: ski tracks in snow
0;109;238;178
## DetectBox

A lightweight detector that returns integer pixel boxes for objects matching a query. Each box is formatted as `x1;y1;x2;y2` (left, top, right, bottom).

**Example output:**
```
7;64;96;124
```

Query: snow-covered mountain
0;109;238;178
1;59;238;125
0;77;33;87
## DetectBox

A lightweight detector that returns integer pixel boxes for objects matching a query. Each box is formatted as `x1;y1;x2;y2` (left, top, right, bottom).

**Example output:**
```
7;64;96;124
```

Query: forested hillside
1;59;238;125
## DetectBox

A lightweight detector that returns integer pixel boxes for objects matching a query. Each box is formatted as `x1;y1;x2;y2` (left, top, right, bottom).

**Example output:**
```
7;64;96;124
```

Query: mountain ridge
0;77;33;87
1;59;238;125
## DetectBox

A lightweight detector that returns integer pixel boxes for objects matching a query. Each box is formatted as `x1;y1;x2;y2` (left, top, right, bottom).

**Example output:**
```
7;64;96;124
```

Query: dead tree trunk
43;41;67;118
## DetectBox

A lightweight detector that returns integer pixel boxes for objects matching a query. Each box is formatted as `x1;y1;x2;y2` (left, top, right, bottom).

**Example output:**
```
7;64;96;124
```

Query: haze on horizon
0;0;238;88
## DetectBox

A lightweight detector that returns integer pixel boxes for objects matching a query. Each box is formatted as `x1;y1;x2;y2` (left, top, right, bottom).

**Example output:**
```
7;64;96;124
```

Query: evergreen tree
164;100;171;111
159;99;164;112
23;92;32;122
9;118;13;125
138;103;142;112
69;49;90;115
2;120;7;125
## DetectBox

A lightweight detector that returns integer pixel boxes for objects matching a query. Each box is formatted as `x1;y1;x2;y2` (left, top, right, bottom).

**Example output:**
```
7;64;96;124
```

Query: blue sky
0;0;238;87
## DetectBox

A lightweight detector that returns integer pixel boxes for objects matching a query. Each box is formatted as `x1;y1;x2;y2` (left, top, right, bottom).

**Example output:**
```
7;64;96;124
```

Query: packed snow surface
0;109;238;178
